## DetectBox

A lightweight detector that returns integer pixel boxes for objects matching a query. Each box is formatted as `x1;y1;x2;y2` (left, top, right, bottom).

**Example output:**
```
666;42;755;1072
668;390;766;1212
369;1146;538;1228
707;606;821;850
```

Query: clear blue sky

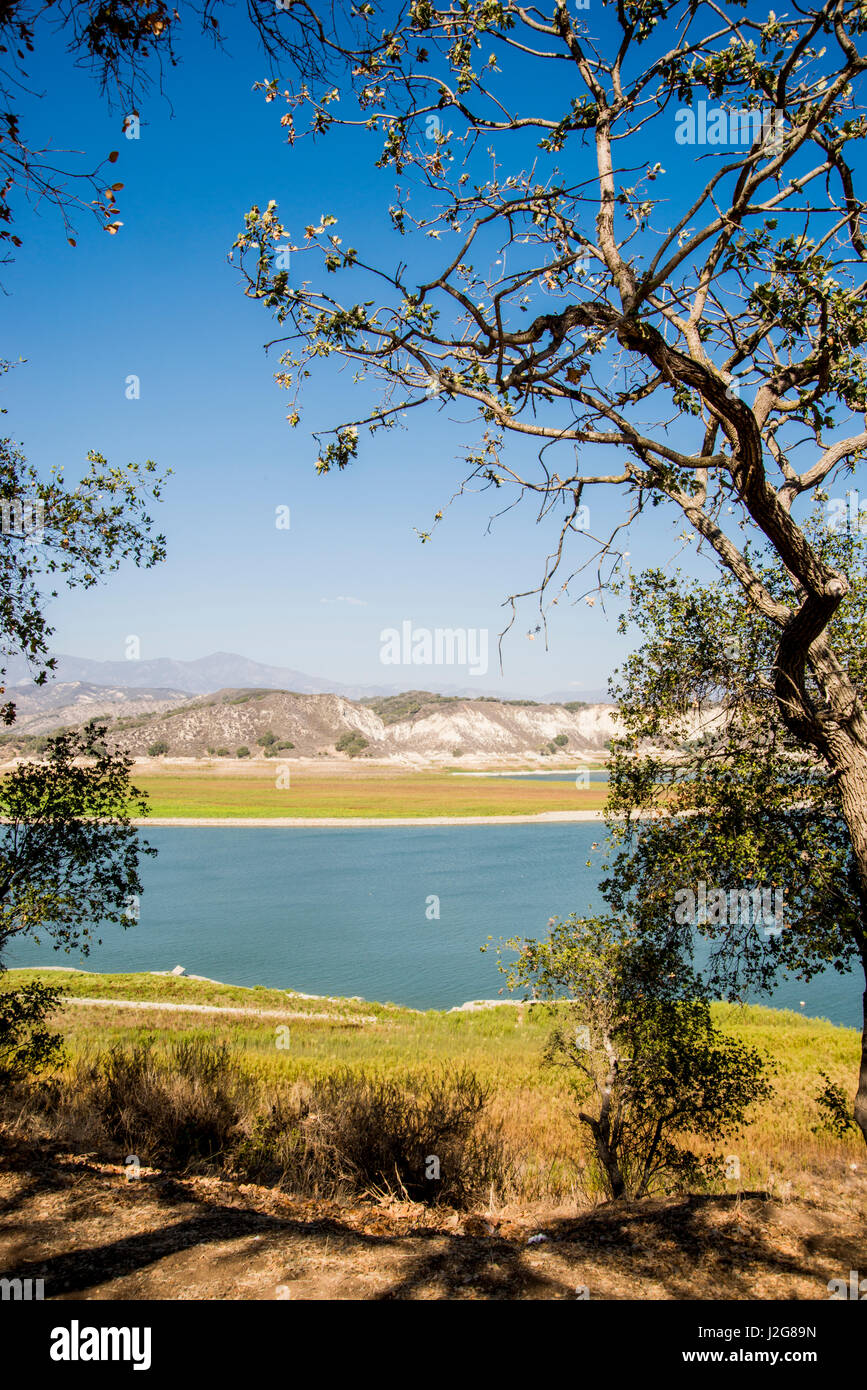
2;10;837;697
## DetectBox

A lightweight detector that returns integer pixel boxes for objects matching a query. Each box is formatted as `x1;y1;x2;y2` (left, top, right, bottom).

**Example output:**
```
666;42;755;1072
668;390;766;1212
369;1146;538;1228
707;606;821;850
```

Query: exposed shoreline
132;810;609;827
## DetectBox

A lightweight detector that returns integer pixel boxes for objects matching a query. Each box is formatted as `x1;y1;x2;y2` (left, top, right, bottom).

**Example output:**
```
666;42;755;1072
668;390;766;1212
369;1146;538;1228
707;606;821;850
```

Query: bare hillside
1;687;619;764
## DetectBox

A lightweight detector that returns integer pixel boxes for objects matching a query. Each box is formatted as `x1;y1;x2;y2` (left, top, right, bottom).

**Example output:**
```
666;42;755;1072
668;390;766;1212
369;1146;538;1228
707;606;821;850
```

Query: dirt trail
59;997;379;1025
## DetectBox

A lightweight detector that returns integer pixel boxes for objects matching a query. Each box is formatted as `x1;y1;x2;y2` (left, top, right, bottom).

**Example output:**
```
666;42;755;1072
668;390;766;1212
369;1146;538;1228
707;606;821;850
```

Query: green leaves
603;523;867;999
0;438;168;700
0;721;155;962
498;912;772;1199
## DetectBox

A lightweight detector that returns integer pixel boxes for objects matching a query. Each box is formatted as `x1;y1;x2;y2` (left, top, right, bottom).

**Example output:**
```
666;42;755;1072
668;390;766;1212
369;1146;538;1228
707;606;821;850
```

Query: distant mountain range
5;682;192;735
2;651;611;704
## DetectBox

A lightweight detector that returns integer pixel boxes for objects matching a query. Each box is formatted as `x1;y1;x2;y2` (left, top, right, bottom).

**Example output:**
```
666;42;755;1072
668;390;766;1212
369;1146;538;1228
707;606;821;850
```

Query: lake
5;824;860;1028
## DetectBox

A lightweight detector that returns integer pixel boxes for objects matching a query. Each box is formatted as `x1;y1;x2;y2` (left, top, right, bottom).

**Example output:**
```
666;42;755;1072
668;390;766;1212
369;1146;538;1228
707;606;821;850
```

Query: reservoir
5;824;860;1027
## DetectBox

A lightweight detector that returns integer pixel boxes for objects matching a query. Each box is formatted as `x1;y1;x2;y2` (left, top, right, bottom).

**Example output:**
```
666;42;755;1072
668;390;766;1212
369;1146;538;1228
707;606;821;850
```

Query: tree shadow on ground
1;1136;861;1301
1;1203;391;1296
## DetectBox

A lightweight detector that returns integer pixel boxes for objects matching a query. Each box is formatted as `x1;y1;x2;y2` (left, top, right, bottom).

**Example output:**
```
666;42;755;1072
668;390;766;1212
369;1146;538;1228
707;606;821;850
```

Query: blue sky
2;8;852;698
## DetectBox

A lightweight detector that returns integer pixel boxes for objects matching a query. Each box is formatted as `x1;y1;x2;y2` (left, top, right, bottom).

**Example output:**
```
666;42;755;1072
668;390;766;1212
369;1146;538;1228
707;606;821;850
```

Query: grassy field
6;968;861;1197
126;768;608;818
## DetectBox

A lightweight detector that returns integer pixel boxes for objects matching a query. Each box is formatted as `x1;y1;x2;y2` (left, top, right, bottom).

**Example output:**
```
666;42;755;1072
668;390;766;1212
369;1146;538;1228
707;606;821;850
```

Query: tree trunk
820;748;867;1148
856;971;867;1146
579;1113;626;1199
593;1129;626;1200
772;613;867;1150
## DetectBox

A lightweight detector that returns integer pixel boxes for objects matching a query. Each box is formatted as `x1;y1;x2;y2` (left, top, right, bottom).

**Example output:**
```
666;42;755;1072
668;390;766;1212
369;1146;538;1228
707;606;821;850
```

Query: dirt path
60;997;379;1025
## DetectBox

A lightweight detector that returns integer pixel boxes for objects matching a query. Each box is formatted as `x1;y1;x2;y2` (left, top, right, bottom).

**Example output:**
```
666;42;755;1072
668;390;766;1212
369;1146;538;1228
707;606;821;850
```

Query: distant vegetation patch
335;732;369;758
360;690;466;725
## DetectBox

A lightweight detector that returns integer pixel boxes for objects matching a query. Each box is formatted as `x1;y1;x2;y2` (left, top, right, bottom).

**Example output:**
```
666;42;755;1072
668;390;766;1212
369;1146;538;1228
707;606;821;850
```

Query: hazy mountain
3;651;352;697
2;650;604;703
4;682;192;735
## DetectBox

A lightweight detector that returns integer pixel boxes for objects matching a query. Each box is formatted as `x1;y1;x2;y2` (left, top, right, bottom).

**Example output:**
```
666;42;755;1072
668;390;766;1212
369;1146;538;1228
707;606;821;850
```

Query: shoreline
132;810;609;827
5;965;846;1028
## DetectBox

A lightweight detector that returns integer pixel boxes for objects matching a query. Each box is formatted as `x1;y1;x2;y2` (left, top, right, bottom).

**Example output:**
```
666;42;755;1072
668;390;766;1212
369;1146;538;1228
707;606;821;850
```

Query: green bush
335;732;369;758
236;746;251;759
0;979;64;1083
147;740;169;757
504;915;774;1200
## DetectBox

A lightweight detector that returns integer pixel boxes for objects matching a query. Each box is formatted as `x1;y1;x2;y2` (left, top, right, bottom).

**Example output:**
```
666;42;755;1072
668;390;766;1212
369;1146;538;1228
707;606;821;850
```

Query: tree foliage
233;0;867;1148
0;721;154;961
499;914;772;1200
0;977;64;1082
0;0;332;255
0;366;169;724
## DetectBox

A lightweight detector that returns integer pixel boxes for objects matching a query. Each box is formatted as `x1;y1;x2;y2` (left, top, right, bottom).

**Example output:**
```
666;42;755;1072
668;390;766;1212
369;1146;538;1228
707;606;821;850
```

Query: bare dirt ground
1;1135;864;1301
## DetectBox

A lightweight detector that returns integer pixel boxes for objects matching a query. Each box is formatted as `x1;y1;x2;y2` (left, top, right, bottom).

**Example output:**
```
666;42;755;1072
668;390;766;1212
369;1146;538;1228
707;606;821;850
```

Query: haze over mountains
3;651;611;704
0;651;615;757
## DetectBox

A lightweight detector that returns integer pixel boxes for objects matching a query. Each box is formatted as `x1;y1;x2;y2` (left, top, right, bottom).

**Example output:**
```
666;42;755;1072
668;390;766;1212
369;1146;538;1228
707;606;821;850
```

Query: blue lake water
464;771;610;783
5;825;860;1028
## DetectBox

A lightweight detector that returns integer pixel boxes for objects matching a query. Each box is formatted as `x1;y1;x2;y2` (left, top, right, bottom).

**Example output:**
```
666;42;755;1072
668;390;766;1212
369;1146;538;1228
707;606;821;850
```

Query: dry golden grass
4;970;863;1205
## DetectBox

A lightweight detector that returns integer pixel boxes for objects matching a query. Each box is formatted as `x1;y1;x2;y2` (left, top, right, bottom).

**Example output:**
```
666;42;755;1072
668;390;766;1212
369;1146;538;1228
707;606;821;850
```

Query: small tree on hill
499;914;773;1200
336;731;369;757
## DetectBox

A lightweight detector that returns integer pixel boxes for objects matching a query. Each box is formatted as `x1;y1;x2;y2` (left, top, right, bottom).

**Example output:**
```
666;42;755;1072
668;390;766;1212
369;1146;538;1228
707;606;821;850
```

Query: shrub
0;978;64;1083
147;740;169;757
236;746;251;759
95;1038;251;1169
501;915;773;1200
553;733;569;747
215;747;230;758
256;732;276;748
276;741;294;750
813;1072;859;1138
20;1046;509;1207
335;732;369;758
235;1066;510;1206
